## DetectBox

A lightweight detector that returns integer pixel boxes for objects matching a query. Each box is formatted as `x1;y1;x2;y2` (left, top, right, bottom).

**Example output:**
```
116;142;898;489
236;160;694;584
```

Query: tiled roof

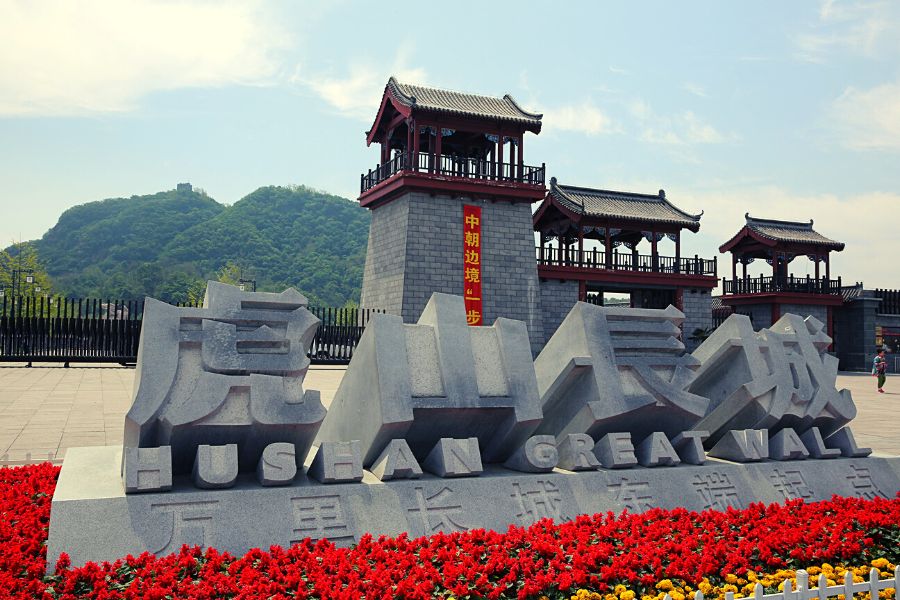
548;178;703;231
744;214;844;249
840;285;864;302
387;77;542;126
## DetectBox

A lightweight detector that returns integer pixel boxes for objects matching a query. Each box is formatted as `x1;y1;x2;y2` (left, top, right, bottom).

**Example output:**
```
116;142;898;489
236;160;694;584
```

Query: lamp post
10;269;35;297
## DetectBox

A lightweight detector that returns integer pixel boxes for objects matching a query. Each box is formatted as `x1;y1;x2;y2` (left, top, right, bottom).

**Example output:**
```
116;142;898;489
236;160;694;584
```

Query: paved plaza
0;364;897;466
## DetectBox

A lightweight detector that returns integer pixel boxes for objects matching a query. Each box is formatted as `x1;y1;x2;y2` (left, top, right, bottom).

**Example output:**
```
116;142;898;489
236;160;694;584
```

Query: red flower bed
1;463;898;599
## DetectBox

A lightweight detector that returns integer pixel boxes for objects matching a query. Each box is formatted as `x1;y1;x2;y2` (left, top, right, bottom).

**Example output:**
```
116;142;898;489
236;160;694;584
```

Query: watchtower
718;214;845;336
358;77;547;351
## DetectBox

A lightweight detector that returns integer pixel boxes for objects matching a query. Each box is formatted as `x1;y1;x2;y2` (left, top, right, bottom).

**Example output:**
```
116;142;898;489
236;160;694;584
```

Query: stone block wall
680;288;712;353
360;198;409;316
360;191;545;353
781;303;828;331
540;280;579;342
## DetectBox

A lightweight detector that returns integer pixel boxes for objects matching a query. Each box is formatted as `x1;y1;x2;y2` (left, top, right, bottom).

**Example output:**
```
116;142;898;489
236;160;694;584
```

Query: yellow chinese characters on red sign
463;205;482;326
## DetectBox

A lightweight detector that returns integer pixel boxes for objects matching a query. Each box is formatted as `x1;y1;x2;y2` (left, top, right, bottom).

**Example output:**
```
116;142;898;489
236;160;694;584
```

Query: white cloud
831;80;900;150
793;0;900;62
683;82;708;98
296;45;426;121
542;102;615;136
630;101;734;146
0;0;290;116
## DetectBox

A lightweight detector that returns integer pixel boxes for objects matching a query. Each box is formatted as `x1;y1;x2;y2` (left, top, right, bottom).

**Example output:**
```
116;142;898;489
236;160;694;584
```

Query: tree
216;261;243;286
0;242;53;297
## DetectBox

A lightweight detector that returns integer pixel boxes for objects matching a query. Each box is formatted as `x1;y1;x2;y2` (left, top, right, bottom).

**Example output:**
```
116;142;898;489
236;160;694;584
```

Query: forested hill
30;185;370;306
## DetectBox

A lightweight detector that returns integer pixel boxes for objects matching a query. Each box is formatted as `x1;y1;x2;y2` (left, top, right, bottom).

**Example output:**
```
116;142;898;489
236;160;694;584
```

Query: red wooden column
651;230;659;272
732;254;737;281
604;226;612;269
496;134;504;180
517;135;524;181
825;253;830;280
742;255;748;279
406;119;413;166
412;120;420;171
577;228;584;267
814;253;820;280
434;127;443;174
675;231;681;273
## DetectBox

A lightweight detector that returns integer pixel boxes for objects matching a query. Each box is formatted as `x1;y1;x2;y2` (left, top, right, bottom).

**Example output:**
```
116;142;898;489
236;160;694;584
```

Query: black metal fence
0;295;379;366
875;288;900;315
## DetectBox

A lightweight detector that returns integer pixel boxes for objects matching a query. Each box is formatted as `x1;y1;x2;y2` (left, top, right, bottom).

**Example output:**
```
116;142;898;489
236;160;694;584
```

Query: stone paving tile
1;364;898;466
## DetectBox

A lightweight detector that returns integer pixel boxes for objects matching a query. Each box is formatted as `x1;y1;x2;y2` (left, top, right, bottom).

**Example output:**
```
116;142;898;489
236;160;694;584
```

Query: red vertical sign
462;205;482;325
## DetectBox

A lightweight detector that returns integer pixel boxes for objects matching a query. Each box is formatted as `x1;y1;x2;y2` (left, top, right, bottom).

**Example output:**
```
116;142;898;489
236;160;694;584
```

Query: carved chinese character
533;303;708;443
316;293;543;466
290;495;355;544
608;476;655;512
689;314;856;445
511;480;564;524
769;468;814;500
146;499;220;555
692;472;741;511
124;282;326;480
406;486;471;536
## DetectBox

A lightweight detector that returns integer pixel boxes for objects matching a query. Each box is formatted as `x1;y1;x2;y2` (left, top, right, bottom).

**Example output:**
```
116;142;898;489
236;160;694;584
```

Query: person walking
872;348;887;393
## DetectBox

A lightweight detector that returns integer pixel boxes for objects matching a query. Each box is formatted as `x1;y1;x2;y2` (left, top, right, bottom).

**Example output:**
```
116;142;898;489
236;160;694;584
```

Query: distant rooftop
720;214;844;252
547;177;703;231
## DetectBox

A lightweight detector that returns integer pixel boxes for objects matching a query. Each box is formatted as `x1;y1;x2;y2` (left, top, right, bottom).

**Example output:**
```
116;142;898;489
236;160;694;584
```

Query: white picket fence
661;566;899;600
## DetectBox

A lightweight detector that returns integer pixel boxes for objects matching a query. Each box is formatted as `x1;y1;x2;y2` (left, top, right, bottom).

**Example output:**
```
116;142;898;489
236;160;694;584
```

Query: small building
533;178;718;349
176;183;192;192
718;214;844;337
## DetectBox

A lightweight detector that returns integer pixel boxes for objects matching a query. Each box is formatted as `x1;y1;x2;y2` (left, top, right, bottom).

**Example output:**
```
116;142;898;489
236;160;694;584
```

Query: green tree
0;242;53;297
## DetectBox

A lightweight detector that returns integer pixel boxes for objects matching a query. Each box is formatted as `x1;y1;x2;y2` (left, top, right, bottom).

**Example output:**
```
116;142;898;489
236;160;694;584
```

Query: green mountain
29;185;370;306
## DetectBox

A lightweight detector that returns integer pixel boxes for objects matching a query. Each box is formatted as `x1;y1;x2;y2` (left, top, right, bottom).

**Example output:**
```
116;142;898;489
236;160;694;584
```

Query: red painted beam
359;172;546;208
537;265;717;288
722;292;844;307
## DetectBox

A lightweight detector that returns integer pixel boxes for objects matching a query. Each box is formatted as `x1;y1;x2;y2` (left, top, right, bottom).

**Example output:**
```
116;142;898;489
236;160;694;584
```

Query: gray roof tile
745;214;844;249
388;77;542;126
548;177;702;231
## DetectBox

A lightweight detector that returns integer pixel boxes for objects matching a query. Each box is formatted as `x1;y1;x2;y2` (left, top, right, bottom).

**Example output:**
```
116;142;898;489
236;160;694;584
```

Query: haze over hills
23;185;370;307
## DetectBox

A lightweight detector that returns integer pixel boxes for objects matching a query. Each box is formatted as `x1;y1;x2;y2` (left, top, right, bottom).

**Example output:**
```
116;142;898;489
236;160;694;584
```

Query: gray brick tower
358;78;547;352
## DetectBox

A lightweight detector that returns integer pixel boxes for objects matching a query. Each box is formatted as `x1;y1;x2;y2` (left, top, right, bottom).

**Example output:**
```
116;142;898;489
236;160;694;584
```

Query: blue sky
1;0;898;287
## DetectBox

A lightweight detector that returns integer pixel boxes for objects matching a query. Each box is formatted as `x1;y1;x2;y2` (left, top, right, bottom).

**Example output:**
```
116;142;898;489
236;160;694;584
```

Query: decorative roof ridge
745;213;815;229
549;177;703;221
503;93;544;120
387;76;543;119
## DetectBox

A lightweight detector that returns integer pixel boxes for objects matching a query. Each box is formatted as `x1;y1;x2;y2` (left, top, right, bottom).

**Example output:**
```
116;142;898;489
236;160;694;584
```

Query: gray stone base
48;446;900;568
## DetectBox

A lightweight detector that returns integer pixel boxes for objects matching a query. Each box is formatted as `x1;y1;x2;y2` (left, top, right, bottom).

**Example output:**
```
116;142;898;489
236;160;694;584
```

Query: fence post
796;570;809;600
816;573;828;600
868;568;879;599
782;577;793;600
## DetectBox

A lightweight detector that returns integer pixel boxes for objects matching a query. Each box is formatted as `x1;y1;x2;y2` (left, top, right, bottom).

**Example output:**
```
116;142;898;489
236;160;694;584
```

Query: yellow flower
621;591;636;600
615;585;627;595
656;580;675;592
670;592;685;600
725;574;738;585
698;582;712;594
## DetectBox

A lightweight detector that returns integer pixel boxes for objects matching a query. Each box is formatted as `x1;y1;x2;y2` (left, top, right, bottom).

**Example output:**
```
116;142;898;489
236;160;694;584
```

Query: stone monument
46;287;900;568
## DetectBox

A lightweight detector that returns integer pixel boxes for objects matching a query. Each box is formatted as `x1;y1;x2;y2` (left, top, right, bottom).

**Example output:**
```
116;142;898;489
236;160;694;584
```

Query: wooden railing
0;296;378;366
536;246;717;277
361;152;546;193
875;288;900;315
722;275;842;295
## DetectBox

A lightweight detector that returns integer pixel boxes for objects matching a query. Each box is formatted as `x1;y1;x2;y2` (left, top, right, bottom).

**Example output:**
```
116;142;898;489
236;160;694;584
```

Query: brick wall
360;191;545;353
680;288;712;353
540;280;579;342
